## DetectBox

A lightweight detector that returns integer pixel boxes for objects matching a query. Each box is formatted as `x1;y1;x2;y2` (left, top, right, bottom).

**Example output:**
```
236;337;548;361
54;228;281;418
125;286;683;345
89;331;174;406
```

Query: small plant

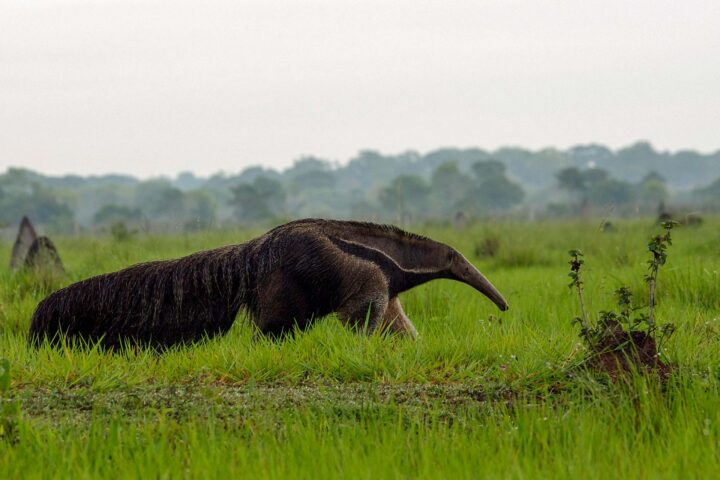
110;221;134;242
646;223;676;330
0;358;20;443
568;249;591;342
475;236;500;258
0;359;9;393
568;221;678;377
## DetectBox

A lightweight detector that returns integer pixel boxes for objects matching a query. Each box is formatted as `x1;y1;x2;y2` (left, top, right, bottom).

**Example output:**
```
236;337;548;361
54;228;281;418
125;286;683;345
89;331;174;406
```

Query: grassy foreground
1;219;719;478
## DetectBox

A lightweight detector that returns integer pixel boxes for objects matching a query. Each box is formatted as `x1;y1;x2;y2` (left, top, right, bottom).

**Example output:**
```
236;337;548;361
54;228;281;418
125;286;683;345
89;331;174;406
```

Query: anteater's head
445;248;509;311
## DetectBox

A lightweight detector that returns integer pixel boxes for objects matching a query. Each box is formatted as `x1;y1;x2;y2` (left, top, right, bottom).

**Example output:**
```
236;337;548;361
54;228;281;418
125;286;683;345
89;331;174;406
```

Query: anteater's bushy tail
28;243;252;349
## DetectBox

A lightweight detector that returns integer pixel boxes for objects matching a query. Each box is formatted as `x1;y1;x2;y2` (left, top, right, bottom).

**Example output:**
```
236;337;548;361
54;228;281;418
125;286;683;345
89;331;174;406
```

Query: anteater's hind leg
337;267;389;334
254;271;315;339
380;297;418;339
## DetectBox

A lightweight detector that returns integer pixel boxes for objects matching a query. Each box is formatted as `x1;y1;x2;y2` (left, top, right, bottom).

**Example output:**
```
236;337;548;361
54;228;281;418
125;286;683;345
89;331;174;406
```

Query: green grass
1;219;719;478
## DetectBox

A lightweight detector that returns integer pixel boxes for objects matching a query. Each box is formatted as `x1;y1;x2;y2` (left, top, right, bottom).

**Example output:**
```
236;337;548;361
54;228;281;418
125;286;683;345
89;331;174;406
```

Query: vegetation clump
568;221;677;378
474;236;500;258
110;221;134;242
0;358;19;444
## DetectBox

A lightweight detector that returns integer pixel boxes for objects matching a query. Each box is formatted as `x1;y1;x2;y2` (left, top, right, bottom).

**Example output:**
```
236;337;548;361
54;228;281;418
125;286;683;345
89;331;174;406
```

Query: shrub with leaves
568;221;678;377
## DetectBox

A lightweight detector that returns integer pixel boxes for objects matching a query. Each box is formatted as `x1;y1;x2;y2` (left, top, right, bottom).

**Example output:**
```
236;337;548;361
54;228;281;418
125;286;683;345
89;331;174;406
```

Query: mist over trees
1;141;719;231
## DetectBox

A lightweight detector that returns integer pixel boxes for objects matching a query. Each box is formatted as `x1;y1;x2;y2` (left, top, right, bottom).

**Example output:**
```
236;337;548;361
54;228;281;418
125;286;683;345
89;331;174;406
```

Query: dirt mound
9;216;38;270
9;217;65;277
25;236;65;274
587;319;671;379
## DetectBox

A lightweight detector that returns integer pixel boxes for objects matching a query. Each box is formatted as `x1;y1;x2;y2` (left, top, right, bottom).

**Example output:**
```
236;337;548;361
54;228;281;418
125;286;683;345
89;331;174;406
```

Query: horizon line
2;140;719;181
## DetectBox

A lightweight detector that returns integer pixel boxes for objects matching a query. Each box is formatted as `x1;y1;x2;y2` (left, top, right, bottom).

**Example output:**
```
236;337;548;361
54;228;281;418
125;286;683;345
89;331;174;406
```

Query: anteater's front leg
381;297;418;339
337;267;389;334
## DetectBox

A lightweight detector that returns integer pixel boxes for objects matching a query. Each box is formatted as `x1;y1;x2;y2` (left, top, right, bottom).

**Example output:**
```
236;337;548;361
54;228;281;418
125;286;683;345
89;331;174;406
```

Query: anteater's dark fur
29;219;508;349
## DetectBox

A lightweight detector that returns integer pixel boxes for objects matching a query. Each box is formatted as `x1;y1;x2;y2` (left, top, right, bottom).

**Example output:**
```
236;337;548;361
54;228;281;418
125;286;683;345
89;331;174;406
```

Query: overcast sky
1;0;719;177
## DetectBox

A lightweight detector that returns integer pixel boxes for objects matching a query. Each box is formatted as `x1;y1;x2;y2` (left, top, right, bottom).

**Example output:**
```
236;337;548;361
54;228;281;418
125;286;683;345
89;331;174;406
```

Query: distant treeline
1;141;719;232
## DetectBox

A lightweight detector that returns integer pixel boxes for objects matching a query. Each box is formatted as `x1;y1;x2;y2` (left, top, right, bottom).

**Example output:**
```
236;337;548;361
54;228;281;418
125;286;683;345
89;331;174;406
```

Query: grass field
1;219;719;478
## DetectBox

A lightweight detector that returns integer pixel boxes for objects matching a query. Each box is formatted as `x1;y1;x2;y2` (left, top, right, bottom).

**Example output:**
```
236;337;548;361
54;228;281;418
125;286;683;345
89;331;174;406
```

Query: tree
557;167;586;193
378;175;431;223
471;160;506;181
692;177;720;207
638;171;668;207
174;171;203;190
229;177;286;222
286;157;333;176
463;177;525;212
461;160;524;212
236;166;281;184
642;171;666;184
349;199;379;220
430;161;473;217
0;182;74;227
343;150;407;191
290;170;337;191
135;181;185;221
582;168;610;187
93;205;142;225
586;179;634;205
184;190;217;230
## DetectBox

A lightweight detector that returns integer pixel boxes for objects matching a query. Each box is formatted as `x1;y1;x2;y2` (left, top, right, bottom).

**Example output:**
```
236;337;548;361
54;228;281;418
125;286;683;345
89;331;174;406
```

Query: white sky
1;0;719;177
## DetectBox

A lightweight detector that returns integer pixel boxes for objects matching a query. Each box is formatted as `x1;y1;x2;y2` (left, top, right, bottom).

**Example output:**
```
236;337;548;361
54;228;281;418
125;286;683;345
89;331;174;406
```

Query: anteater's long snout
452;256;509;311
